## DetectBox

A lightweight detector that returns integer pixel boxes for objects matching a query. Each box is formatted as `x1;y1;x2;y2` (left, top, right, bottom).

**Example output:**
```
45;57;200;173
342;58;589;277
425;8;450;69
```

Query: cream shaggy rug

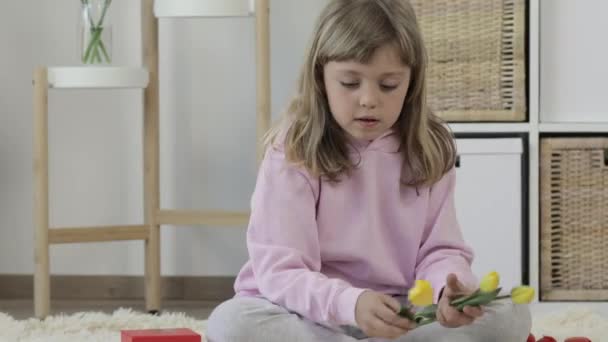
531;307;608;341
0;308;207;342
0;307;606;341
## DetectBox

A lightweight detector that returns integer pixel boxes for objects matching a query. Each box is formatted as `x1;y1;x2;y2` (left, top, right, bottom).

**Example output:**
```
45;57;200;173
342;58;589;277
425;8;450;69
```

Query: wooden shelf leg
255;0;271;163
33;67;50;318
142;0;161;313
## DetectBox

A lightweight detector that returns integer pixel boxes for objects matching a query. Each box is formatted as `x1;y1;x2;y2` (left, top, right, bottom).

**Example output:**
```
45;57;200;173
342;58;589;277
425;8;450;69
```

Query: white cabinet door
540;0;608;122
454;138;523;290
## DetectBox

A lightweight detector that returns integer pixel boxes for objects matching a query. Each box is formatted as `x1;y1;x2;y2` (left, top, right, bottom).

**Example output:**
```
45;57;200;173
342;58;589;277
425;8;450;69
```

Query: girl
207;0;531;341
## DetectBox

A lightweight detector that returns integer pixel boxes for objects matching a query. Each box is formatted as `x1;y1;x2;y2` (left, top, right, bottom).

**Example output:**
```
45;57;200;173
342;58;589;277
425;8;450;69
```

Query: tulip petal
511;286;535;304
408;280;434;307
480;271;500;292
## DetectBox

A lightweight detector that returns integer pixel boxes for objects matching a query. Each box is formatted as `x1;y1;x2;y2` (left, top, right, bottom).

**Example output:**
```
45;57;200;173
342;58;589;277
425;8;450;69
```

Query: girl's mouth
356;117;380;127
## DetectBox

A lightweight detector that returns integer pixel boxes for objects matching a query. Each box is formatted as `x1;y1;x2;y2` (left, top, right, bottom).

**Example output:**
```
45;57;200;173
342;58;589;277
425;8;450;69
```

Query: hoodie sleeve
246;148;366;326
415;167;477;302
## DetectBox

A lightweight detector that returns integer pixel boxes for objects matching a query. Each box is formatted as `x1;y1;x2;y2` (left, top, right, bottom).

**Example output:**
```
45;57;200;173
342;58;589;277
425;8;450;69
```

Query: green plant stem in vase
81;0;112;64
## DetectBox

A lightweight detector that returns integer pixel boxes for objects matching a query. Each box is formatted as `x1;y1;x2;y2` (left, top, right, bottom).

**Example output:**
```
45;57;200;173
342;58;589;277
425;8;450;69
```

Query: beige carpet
0;308;207;342
1;307;606;341
531;307;608;341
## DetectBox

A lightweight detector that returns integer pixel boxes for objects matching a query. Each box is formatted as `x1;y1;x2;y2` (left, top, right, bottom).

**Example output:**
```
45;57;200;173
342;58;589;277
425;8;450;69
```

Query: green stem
94;44;102;63
84;27;108;64
97;0;111;27
98;38;111;63
398;307;415;321
83;27;99;63
83;0;96;29
83;42;93;63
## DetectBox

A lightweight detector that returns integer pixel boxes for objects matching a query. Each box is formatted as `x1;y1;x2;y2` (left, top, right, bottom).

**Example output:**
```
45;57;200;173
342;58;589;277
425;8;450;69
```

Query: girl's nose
359;85;379;109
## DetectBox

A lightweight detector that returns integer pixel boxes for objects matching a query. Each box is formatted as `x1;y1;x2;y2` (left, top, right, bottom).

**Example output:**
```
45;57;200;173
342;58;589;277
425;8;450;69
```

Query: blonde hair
266;0;456;186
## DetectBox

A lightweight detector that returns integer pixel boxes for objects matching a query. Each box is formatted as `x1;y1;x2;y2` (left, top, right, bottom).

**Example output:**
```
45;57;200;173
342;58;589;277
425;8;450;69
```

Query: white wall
0;0;327;276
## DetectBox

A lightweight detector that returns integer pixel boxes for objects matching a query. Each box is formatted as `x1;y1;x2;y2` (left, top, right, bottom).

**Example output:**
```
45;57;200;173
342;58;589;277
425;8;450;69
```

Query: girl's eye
380;84;398;91
340;81;359;89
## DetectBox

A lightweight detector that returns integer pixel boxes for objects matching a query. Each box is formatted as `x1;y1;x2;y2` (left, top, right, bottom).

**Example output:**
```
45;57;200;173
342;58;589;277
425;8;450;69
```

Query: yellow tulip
408;280;434;307
511;286;535;304
479;271;500;293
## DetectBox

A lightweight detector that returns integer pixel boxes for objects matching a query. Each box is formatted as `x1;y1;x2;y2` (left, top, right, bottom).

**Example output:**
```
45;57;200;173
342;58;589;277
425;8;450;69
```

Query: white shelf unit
536;0;608;307
446;0;542;302
452;0;608;308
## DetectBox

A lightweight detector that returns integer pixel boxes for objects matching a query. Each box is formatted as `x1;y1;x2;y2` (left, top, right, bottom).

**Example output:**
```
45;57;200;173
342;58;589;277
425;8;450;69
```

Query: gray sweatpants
206;296;531;342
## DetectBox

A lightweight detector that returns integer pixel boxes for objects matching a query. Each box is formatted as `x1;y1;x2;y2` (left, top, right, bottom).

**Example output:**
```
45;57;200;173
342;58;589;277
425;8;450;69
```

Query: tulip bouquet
398;271;535;326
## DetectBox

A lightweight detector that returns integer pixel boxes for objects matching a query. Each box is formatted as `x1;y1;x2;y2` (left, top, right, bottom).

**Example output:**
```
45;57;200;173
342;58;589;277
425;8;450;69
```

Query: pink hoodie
234;131;476;327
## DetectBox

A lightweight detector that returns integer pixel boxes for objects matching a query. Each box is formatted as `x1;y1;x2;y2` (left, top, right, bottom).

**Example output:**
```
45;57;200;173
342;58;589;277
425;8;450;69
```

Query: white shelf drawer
455;138;524;290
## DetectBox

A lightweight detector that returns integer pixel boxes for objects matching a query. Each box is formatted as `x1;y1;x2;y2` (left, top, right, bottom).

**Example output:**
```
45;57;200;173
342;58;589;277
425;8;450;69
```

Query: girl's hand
436;273;484;328
355;290;416;339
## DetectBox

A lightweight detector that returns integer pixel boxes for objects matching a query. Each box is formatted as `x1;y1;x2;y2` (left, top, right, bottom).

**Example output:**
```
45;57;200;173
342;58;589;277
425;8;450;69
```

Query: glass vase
80;0;113;65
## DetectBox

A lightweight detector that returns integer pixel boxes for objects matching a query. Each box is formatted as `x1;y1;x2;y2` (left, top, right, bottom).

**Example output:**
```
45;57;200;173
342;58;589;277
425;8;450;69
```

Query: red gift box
121;328;202;342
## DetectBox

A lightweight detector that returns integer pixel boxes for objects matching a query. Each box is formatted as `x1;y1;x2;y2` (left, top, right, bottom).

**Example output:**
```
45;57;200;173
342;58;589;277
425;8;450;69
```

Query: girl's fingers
378;294;417;330
446;274;467;294
380;294;402;313
375;304;416;331
368;316;406;339
462;305;484;318
436;306;450;326
439;303;474;327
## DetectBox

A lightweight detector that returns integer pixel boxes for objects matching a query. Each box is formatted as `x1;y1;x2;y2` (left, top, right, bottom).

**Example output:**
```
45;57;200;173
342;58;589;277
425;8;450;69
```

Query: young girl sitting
207;0;531;340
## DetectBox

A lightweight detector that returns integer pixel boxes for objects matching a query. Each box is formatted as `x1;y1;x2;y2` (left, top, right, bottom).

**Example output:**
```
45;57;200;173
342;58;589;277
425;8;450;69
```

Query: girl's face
323;44;411;142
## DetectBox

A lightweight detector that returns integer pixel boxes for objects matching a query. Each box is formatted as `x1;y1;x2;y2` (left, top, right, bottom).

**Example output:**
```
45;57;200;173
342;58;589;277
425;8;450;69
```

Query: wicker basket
411;0;526;122
540;138;608;301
